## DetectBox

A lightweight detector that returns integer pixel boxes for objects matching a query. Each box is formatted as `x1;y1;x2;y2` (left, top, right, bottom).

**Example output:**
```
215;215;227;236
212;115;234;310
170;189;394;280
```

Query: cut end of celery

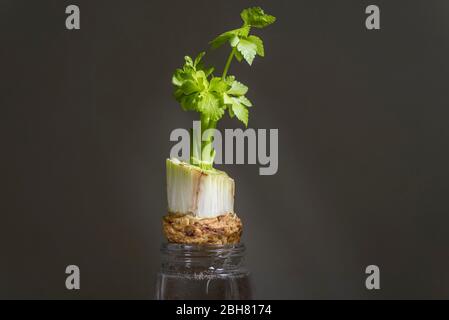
166;158;235;218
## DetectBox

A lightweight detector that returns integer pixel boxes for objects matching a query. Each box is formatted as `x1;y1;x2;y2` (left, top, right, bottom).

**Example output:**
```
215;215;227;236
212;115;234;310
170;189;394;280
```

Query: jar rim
160;243;246;256
160;243;247;274
161;242;246;252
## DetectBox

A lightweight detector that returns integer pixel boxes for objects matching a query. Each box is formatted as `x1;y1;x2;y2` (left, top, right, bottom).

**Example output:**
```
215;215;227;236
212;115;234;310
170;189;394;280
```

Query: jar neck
160;243;246;275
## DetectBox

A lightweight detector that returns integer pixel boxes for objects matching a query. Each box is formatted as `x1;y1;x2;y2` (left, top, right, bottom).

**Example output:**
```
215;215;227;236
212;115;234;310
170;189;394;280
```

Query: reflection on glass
156;243;252;300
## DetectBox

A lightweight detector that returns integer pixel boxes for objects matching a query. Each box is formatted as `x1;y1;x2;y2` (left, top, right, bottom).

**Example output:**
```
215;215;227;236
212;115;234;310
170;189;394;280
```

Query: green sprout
172;7;276;170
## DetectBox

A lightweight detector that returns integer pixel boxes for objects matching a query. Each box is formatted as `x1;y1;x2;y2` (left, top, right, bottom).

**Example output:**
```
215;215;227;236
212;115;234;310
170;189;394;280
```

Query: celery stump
166;158;235;218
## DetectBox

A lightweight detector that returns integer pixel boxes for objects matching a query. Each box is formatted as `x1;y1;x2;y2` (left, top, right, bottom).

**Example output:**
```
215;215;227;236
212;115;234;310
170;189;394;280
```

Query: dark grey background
1;0;449;299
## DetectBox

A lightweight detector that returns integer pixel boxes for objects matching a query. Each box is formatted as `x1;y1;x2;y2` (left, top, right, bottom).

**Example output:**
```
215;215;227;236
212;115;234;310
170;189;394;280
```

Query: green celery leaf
223;92;233;104
241;7;276;28
194;70;209;91
172;68;194;86
248;35;264;57
194;52;205;67
225;75;236;86
230;35;240;47
209;26;250;49
209;77;229;94
231;99;249;126
210;29;238;49
238;25;251;37
174;88;184;101
197;92;224;121
237;39;257;65
223;93;248;126
184;55;194;66
172;70;184;86
227;80;248;96
180;80;199;95
238;95;253;107
203;67;215;77
180;93;200;111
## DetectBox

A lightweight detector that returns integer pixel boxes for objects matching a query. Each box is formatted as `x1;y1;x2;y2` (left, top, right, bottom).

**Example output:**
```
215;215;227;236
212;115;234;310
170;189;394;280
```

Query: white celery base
166;158;235;218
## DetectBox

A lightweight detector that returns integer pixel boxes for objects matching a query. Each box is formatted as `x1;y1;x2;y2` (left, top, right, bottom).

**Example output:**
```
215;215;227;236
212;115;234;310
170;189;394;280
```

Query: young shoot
172;7;276;170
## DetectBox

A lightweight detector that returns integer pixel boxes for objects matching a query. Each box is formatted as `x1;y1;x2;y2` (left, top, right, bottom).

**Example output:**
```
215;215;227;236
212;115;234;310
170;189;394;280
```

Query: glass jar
156;243;252;300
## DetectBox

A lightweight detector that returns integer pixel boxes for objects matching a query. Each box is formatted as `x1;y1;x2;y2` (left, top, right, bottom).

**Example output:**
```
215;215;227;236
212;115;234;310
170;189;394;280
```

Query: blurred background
1;0;449;299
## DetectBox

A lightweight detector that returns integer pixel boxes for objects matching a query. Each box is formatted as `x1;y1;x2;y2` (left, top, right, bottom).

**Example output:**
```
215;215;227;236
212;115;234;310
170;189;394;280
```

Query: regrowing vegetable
172;7;276;170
